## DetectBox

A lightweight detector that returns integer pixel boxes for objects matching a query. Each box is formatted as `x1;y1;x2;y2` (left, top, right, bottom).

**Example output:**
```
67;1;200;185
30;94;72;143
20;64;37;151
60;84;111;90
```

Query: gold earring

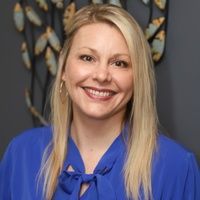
59;80;65;94
59;80;68;103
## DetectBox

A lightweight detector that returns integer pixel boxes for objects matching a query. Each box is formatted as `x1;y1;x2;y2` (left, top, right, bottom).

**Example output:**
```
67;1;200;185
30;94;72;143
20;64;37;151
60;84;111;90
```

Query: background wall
0;0;199;162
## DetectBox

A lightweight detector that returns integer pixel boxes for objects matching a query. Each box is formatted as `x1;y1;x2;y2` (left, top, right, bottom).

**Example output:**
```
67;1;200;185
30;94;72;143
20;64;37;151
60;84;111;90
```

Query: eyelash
113;60;129;68
79;55;129;68
79;55;94;62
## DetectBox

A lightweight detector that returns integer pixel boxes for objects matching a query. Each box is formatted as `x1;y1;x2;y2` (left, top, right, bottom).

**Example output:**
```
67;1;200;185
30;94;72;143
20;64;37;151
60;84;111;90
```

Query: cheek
116;72;133;95
63;69;76;90
63;62;91;89
125;82;133;101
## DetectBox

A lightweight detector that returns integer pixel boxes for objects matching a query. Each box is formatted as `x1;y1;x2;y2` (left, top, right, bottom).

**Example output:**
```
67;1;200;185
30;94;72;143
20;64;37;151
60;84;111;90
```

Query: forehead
70;22;129;54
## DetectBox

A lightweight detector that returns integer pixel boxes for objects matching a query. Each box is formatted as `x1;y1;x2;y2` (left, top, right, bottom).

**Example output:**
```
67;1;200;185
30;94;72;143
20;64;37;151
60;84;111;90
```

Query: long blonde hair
40;4;158;200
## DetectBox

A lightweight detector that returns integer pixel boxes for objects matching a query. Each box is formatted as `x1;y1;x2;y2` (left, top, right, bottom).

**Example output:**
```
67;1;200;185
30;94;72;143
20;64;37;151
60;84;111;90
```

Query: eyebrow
78;47;130;58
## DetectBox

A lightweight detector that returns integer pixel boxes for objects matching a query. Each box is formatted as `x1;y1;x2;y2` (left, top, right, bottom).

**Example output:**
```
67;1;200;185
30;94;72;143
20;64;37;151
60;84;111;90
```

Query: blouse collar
53;124;127;200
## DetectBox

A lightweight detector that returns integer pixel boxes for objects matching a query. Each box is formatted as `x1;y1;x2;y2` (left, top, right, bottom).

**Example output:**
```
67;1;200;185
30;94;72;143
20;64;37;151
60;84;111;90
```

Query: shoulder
152;134;200;198
11;125;52;147
0;126;52;198
154;133;199;176
156;134;195;161
2;126;53;161
0;126;53;173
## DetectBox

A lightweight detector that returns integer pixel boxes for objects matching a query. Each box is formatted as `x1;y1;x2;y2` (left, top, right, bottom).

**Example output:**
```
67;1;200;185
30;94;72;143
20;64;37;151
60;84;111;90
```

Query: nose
92;63;112;83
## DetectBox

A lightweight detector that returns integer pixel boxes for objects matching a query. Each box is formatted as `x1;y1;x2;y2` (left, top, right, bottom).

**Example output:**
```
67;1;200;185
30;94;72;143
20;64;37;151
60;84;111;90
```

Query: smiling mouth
83;87;116;98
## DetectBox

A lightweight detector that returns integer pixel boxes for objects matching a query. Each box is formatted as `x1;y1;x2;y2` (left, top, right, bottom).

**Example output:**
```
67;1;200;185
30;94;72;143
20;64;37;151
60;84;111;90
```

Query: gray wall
0;0;33;158
0;0;200;162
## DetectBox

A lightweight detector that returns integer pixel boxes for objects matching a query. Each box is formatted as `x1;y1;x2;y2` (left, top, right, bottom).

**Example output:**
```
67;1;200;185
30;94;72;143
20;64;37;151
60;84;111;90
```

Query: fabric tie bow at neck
54;167;117;200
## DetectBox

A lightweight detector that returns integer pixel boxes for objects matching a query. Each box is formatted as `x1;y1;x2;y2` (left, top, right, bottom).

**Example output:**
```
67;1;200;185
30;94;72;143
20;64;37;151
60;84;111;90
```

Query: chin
83;108;125;122
84;112;111;120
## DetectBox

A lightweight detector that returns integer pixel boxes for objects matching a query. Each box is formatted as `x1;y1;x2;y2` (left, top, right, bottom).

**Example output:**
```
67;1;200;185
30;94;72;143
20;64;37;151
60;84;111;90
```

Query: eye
79;55;94;62
113;60;129;68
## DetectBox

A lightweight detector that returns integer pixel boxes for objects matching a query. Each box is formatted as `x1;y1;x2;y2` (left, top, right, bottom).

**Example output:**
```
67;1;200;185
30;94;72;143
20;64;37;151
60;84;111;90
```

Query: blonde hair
40;4;158;200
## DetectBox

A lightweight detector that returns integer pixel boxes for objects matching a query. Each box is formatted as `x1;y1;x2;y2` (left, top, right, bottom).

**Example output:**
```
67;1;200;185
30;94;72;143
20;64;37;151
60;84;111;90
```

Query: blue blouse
0;126;199;200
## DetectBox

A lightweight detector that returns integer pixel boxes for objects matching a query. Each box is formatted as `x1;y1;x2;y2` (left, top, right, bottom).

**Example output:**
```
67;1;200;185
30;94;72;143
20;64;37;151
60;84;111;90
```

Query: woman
0;4;199;200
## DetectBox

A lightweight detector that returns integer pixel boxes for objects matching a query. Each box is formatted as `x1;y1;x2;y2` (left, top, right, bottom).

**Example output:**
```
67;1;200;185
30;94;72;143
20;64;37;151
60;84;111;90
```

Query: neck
70;112;125;152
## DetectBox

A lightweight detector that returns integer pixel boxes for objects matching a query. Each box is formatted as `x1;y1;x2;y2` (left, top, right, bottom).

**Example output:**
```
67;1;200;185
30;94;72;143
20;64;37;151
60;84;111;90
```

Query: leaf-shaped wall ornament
151;30;165;62
45;47;58;76
14;0;169;126
145;17;165;40
36;0;48;12
21;42;31;69
25;6;42;26
141;0;150;5
108;0;122;7
13;3;24;32
46;26;61;52
35;32;48;55
92;0;104;4
63;2;76;33
25;89;48;125
154;0;166;10
51;0;64;9
25;88;32;107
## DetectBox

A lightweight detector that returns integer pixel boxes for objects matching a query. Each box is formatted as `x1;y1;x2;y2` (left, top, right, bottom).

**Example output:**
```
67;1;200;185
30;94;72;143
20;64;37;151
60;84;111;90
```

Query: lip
82;86;116;101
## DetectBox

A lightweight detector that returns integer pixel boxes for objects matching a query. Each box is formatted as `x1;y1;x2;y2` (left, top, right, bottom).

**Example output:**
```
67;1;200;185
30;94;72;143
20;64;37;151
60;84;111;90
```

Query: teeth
86;88;113;97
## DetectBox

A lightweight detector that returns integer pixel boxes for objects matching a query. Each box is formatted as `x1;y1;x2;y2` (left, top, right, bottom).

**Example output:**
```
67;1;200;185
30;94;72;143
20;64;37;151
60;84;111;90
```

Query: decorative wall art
13;0;169;126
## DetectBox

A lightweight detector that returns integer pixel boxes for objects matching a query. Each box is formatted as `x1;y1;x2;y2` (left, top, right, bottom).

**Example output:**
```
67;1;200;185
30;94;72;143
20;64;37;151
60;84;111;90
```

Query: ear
61;70;66;81
58;50;66;81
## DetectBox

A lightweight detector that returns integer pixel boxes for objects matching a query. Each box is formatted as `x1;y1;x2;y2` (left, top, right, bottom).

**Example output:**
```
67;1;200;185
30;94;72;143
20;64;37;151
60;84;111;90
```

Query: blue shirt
0;126;199;200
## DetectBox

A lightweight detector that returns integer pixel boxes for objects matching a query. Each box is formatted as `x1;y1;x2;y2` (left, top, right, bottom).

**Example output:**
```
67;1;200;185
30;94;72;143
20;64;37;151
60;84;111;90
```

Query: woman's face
62;22;133;121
